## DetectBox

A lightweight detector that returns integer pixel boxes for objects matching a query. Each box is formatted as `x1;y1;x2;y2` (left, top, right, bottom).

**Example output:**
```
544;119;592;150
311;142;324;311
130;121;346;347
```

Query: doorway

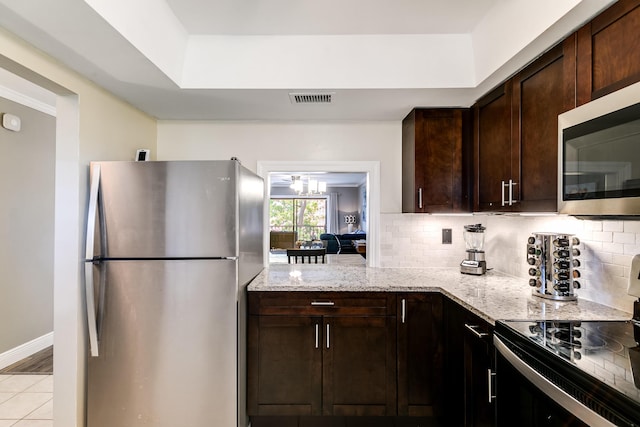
257;160;380;267
0;69;56;425
0;62;82;427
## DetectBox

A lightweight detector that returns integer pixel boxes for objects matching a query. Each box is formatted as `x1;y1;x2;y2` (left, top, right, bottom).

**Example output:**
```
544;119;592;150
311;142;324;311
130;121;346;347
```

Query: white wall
156;120;402;213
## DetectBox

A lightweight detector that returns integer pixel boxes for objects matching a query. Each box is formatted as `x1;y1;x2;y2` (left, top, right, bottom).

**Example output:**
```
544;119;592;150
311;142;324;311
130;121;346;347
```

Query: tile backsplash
379;213;640;313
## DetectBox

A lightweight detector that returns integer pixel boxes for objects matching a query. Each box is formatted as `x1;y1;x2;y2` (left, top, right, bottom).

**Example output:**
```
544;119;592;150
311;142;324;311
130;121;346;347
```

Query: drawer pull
315;323;319;349
311;301;335;306
464;323;489;339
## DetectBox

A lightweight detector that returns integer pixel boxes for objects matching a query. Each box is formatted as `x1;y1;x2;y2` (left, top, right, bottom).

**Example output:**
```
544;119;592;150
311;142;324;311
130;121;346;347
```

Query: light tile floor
0;375;53;427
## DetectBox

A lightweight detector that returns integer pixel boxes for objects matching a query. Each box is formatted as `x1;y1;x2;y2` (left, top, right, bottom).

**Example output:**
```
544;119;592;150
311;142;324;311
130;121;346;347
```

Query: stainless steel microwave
558;82;640;216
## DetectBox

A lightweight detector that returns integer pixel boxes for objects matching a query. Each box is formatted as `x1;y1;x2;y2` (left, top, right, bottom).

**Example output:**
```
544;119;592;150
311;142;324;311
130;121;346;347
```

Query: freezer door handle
85;165;101;357
85;164;100;262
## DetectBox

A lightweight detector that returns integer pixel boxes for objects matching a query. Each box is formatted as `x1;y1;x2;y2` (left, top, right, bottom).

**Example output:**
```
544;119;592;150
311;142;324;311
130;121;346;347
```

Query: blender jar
463;224;486;252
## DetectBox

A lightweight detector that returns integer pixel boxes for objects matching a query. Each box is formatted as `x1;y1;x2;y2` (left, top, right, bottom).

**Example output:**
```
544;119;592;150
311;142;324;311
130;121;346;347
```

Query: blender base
460;260;487;275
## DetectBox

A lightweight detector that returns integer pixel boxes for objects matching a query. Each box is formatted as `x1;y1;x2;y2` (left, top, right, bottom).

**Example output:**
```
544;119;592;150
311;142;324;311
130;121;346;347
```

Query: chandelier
290;175;327;195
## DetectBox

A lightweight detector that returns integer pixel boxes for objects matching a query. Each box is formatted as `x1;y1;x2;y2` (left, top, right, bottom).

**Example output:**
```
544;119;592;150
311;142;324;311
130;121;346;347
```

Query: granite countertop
248;264;632;325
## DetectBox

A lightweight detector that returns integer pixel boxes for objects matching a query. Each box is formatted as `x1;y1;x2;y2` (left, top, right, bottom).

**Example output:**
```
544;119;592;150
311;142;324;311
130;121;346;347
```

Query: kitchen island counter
248;264;631;324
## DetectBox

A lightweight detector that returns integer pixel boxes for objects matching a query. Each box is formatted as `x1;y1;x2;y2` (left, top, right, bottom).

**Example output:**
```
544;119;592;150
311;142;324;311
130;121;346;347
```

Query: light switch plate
442;228;452;244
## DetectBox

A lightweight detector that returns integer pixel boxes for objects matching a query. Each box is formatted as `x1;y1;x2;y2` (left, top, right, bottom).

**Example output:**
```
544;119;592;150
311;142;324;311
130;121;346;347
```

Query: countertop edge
247;265;632;325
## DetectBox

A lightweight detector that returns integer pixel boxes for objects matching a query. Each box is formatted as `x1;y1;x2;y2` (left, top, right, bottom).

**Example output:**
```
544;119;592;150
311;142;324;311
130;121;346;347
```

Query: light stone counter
248;264;632;325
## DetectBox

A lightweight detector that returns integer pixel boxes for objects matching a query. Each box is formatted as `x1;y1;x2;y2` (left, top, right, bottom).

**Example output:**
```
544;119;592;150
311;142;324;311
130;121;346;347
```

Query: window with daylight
269;198;326;242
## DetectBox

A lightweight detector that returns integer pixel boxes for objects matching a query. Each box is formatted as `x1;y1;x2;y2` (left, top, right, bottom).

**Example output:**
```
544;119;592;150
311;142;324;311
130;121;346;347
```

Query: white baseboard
0;332;54;370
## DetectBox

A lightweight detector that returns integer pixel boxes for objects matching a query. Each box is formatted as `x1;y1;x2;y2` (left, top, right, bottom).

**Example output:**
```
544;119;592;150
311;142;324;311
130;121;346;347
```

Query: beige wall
0;27;157;427
0;97;55;354
157;120;402;213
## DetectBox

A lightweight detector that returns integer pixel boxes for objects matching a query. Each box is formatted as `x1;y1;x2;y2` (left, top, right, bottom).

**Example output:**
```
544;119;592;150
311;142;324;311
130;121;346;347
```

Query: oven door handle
493;336;617;427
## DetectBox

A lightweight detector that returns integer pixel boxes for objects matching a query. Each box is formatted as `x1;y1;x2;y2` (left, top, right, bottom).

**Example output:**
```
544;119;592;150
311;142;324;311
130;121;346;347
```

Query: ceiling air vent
289;92;334;104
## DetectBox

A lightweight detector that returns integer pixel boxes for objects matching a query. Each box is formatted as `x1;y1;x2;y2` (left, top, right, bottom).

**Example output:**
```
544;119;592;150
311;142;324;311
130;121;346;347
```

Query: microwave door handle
85;164;101;357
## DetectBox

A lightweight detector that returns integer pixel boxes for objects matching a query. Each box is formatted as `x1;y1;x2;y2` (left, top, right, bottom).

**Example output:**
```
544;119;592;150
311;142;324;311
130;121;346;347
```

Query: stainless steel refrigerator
84;160;264;427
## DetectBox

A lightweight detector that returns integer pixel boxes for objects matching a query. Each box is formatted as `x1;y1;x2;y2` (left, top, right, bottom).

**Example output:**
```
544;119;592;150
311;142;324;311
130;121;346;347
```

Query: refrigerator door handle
85;164;101;357
85;164;100;262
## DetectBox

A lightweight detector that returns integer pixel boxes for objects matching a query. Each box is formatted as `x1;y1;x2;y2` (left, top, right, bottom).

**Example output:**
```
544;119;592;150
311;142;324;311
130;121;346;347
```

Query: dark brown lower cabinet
323;316;396;416
397;293;443;418
444;297;495;427
248;291;493;427
247;315;322;416
248;292;397;419
463;319;494;427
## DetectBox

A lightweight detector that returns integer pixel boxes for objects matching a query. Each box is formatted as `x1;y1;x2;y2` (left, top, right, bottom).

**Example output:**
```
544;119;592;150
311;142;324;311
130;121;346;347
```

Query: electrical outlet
442;228;452;244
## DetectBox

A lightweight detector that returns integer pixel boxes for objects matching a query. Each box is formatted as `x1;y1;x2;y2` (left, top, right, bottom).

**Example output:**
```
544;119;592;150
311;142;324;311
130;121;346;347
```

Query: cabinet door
474;82;513;211
577;0;640;105
512;37;576;212
322;316;397;416
397;293;443;417
463;320;495;427
247;315;322;416
418;110;467;213
443;299;466;426
403;109;471;213
443;297;495;427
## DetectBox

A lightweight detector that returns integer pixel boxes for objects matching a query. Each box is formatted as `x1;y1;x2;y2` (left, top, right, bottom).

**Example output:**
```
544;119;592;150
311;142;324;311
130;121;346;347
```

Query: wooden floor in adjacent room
0;346;53;375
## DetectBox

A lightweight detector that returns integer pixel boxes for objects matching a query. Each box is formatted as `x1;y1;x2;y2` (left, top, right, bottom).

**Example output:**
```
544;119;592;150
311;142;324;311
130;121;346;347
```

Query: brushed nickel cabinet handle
311;301;335;306
401;299;406;324
326;324;330;349
418;188;423;209
509;180;518;205
315;323;319;349
488;369;496;403
464;323;489;339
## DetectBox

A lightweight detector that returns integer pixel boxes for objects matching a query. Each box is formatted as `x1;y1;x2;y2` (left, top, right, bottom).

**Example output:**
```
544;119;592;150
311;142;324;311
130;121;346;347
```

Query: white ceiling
0;0;615;121
164;0;494;35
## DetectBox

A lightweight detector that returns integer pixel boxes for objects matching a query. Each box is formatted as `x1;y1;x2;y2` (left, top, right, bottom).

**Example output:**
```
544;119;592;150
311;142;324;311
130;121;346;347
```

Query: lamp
344;214;357;233
290;175;327;196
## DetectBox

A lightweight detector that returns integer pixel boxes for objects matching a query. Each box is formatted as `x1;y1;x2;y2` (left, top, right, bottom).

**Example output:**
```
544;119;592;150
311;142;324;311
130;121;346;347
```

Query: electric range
494;319;640;426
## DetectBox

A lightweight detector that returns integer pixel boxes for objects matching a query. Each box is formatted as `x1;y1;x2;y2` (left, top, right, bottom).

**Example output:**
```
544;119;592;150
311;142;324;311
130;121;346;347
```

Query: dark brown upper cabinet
402;108;471;213
473;37;577;212
577;0;640;105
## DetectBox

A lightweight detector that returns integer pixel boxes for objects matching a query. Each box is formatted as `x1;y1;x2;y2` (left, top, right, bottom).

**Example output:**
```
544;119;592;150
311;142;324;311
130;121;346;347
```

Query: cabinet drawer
248;292;395;316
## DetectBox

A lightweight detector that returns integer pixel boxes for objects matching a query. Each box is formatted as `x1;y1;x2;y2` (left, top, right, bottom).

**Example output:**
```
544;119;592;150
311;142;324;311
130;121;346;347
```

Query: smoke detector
289;92;334;104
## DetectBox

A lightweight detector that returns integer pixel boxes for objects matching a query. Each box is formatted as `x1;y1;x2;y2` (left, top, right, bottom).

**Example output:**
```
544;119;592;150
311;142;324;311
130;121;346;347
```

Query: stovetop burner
527;321;626;362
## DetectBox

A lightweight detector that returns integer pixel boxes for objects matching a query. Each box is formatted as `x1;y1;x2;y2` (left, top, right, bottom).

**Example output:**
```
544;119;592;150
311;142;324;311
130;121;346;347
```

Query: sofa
320;232;366;254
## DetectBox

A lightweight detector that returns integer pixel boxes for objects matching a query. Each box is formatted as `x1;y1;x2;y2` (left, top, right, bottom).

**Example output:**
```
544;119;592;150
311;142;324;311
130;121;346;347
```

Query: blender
460;224;487;275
